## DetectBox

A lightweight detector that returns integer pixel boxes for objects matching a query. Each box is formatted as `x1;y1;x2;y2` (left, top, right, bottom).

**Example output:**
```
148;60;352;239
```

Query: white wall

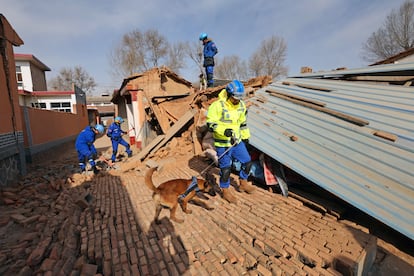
15;60;33;91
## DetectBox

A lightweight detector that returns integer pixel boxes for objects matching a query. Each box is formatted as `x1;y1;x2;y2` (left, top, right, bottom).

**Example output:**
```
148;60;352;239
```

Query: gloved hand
242;139;249;145
224;128;234;137
230;136;237;145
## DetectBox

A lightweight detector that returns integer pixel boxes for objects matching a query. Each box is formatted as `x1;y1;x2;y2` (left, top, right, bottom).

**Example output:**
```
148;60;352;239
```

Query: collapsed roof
246;63;414;240
119;63;413;240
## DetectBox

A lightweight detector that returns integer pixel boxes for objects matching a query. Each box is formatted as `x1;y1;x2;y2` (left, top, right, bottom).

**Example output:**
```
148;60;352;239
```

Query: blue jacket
203;39;218;58
107;122;125;141
75;126;97;155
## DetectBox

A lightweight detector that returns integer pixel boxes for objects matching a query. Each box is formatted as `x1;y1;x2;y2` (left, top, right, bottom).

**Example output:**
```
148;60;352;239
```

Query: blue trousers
111;138;132;162
205;66;214;87
216;141;251;188
77;149;96;171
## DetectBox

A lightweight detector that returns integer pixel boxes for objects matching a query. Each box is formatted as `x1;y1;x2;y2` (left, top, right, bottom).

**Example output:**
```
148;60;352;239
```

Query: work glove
224;128;234;137
242;139;249;145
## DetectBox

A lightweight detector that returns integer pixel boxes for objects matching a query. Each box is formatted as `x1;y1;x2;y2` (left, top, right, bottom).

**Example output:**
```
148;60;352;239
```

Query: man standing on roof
206;80;255;204
75;124;105;174
107;116;132;163
199;32;218;88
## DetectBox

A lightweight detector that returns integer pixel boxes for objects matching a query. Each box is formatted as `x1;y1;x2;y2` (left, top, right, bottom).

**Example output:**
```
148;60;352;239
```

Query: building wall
0;14;25;186
15;59;48;91
15;60;33;91
21;106;89;159
30;62;48;91
31;95;74;112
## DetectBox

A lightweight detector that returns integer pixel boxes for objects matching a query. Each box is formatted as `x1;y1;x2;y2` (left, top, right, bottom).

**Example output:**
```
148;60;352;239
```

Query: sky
1;0;408;95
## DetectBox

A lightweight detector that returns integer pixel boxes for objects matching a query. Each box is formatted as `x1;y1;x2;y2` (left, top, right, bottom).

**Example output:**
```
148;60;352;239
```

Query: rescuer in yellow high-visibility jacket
206;80;255;204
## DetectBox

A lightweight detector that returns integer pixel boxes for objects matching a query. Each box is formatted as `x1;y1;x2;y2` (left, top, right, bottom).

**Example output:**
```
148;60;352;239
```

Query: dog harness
178;176;200;200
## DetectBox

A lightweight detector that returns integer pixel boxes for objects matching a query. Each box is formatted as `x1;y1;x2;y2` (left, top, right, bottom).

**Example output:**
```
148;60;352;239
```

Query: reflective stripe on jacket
206;90;250;147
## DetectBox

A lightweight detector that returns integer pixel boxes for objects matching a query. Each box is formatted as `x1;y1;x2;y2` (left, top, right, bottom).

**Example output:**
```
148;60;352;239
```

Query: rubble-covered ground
0;134;413;275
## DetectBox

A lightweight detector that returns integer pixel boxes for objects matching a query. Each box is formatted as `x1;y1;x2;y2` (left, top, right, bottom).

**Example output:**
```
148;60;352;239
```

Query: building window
51;102;71;112
16;66;23;89
31;102;46;109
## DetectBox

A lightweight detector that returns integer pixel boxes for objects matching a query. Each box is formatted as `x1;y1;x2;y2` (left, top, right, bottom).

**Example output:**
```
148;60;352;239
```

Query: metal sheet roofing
247;63;414;240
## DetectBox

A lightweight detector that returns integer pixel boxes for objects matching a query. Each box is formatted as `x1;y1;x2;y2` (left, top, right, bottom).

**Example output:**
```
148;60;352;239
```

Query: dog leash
198;139;238;177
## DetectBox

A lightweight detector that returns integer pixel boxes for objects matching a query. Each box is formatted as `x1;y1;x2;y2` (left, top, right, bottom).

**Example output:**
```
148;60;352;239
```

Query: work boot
239;179;255;194
222;188;237;204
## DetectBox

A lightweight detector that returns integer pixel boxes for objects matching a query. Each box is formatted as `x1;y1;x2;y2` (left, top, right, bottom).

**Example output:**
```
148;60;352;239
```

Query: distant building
14;53;50;91
87;94;115;126
15;53;86;114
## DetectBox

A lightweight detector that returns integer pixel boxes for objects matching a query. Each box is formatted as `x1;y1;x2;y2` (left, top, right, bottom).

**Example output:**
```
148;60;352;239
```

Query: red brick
256;263;272;276
80;263;98;276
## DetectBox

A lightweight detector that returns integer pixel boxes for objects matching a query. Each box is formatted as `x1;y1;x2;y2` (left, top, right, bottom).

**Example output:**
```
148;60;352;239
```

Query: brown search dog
144;167;215;224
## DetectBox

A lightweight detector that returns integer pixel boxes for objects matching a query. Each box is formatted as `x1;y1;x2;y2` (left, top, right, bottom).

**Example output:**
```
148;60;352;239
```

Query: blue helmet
226;80;245;99
114;116;124;124
199;32;208;41
95;124;104;134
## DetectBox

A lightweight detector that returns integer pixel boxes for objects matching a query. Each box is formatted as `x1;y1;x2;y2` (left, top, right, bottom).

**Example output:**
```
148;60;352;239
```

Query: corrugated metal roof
247;63;414;239
291;62;414;78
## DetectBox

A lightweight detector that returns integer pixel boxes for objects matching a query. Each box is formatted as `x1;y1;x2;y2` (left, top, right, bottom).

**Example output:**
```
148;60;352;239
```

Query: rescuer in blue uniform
199;32;218;88
75;124;105;174
107;116;132;162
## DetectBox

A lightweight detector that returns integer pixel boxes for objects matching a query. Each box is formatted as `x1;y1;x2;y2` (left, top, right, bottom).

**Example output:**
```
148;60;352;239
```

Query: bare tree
110;29;146;79
215;55;248;80
165;42;187;73
362;0;414;63
248;51;264;78
109;28;169;79
249;35;288;79
145;29;168;67
184;41;204;74
49;66;96;94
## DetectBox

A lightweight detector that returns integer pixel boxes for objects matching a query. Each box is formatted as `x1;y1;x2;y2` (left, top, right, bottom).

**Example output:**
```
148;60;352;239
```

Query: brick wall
21;106;89;160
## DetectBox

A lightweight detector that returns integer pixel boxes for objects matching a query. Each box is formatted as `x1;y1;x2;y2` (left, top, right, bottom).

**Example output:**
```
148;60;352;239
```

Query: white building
15;53;85;113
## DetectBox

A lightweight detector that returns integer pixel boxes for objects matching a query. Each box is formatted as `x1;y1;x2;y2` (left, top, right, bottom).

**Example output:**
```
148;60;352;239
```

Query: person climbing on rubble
206;80;255;204
199;32;218;88
107;116;132;163
75;124;105;174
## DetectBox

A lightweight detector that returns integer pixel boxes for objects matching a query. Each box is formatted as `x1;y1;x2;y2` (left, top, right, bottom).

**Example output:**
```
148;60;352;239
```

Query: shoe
128;152;132;158
222;188;237;204
239;179;255;194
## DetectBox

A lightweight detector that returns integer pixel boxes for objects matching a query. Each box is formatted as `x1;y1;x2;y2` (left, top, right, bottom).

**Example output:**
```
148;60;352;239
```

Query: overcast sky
1;0;408;94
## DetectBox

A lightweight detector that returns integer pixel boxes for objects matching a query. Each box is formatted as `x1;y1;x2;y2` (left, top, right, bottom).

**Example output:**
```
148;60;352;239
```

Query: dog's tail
144;167;158;192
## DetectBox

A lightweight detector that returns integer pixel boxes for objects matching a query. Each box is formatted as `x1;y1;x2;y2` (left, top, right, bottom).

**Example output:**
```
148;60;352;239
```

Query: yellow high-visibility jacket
206;90;250;147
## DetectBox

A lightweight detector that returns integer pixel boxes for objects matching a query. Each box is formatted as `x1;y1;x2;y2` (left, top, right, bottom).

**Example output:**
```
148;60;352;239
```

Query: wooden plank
348;75;414;82
266;89;369;126
267;88;327;107
135;135;166;161
373;130;398;142
282;81;333;92
151;109;197;154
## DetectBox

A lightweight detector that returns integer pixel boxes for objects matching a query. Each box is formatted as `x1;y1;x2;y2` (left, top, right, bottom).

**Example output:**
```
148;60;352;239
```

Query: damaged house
112;63;414;241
